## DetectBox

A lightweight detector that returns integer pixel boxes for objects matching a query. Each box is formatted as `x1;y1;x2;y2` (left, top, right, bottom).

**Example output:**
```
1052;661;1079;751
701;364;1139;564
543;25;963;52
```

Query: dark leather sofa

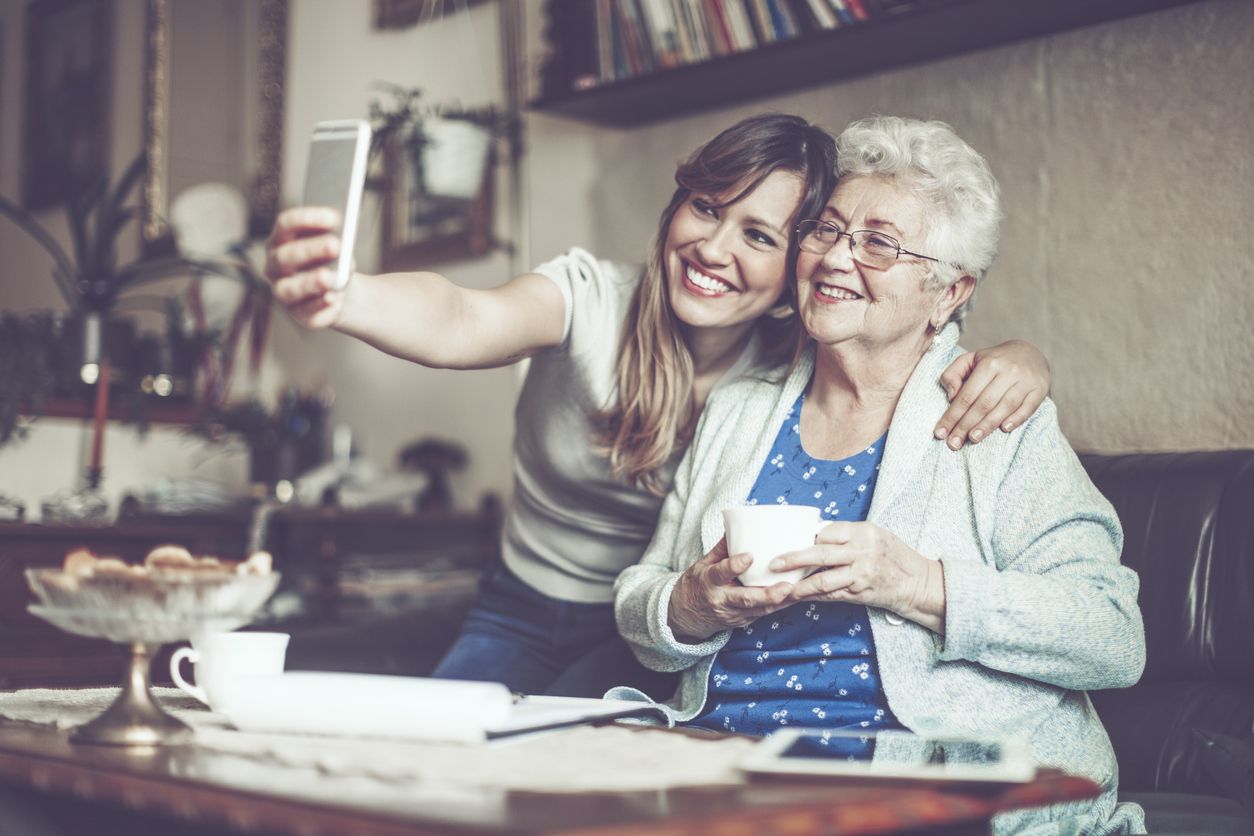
1082;450;1254;834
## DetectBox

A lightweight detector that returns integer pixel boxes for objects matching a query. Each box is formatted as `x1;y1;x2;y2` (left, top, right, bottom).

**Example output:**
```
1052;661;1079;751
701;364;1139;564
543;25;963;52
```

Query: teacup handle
814;519;833;543
169;647;209;705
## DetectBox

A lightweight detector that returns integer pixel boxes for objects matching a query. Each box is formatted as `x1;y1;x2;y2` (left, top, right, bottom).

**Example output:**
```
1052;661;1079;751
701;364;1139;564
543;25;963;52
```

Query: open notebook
212;672;658;743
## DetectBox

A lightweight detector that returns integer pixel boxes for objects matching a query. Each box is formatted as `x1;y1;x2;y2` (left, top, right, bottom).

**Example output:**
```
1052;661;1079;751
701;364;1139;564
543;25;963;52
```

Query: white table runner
0;688;751;793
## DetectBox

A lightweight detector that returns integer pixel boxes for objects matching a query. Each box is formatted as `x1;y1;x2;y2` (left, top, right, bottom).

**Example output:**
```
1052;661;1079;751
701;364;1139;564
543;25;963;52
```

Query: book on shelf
721;0;759;51
677;0;713;62
596;0;616;81
619;0;656;76
639;0;682;68
573;0;921;90
703;0;736;54
800;0;840;31
828;0;854;26
845;0;871;22
745;0;775;44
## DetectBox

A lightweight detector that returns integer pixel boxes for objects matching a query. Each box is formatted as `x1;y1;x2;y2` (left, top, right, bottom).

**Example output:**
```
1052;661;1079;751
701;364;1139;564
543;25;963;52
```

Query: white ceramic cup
169;631;289;710
723;505;831;587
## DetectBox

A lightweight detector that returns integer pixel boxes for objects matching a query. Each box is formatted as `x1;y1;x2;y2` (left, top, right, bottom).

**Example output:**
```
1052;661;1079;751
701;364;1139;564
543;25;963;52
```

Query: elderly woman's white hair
835;116;1001;324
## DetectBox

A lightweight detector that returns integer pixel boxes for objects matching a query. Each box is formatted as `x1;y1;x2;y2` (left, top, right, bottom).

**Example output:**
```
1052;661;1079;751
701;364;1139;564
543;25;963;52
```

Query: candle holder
39;484;110;525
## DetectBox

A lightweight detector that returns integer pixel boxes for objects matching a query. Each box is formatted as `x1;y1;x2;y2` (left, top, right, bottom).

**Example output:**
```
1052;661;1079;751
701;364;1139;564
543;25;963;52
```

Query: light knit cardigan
611;324;1148;835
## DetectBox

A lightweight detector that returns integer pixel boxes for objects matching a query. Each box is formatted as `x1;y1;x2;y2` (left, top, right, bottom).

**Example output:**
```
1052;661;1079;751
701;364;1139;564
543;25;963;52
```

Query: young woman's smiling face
664;169;804;339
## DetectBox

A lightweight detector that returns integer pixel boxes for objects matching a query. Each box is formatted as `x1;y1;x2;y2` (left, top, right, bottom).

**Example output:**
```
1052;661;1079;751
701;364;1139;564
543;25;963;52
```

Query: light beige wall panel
1034;1;1254;450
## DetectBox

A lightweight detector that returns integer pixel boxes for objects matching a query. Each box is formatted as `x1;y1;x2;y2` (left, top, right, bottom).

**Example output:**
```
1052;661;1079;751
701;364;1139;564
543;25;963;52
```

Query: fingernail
970;429;983;442
948;436;962;450
768;559;782;571
934;426;948;439
1002;420;1015;431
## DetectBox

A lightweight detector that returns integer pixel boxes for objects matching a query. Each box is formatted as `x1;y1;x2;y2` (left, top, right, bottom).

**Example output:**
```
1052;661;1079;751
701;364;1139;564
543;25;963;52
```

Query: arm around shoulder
938;402;1146;690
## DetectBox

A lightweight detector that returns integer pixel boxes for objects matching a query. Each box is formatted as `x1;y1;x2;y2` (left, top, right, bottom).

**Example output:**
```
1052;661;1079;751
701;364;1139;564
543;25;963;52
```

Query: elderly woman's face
797;175;947;351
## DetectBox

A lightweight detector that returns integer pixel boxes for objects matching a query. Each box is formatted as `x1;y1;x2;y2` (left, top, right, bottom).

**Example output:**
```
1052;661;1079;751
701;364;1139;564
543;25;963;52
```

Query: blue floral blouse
687;392;900;739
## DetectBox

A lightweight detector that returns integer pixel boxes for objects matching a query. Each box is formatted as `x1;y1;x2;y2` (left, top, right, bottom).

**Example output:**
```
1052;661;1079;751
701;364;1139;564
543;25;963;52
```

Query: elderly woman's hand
934;340;1051;450
667;538;793;643
773;522;947;633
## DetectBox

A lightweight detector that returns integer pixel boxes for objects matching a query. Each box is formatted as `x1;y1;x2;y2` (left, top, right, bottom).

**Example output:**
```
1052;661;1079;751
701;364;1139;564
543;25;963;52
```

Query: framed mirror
378;120;496;272
140;0;287;255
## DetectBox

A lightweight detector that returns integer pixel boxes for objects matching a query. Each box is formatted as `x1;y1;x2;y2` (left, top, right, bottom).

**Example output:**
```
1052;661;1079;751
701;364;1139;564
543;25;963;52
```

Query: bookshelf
531;0;1207;126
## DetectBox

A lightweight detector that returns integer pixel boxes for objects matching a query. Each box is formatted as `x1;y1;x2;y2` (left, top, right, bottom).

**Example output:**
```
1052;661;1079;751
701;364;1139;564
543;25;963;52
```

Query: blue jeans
432;563;677;699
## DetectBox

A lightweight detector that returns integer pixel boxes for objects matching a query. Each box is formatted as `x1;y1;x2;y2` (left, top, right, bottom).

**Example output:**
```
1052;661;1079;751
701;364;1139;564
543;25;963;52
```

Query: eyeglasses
795;219;941;270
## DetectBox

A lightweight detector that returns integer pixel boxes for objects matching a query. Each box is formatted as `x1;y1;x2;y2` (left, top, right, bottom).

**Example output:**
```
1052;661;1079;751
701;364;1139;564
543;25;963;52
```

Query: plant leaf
93;153;147;282
0;194;80;310
68;176;106;278
110;254;272;300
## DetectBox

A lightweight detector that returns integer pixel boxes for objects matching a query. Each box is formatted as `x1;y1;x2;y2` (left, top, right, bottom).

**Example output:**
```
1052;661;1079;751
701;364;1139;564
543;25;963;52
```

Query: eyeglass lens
798;221;901;268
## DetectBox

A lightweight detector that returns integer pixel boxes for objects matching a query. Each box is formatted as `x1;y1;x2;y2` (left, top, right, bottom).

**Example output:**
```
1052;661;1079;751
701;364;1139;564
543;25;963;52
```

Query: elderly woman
613;117;1146;834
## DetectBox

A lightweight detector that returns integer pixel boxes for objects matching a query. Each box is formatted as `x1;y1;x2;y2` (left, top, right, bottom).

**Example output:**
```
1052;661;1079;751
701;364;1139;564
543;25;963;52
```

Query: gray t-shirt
504;248;765;603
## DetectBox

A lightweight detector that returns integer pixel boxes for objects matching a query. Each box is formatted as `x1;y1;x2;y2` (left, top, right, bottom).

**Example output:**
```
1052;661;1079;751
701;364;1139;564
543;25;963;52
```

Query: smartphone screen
302;120;371;291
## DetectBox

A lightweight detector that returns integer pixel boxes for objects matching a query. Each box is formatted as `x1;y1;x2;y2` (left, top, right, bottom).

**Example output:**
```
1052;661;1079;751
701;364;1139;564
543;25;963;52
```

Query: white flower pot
420;118;491;200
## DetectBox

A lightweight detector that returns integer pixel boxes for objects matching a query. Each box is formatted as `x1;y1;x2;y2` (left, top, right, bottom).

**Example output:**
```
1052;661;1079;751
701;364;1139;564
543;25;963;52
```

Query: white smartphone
301;119;372;291
739;729;1034;786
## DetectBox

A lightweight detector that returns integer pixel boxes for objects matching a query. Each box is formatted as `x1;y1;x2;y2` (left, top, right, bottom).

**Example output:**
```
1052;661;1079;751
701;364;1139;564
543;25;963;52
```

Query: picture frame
373;0;493;31
22;0;112;210
379;127;495;272
141;0;287;255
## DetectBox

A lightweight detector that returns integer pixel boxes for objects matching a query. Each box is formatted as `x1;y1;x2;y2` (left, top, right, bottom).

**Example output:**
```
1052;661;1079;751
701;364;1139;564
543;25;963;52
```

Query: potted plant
368;83;503;211
0;153;265;388
0;312;78;448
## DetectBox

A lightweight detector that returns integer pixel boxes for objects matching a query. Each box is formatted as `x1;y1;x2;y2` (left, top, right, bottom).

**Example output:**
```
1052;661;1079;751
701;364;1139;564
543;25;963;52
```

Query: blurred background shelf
37;395;199;426
531;0;1206;127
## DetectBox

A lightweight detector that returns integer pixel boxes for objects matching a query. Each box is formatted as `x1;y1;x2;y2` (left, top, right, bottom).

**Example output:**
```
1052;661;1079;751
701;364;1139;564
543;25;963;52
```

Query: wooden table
0;720;1098;836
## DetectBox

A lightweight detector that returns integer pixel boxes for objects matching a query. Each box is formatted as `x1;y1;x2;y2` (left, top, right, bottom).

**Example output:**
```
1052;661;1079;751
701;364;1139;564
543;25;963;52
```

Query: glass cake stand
26;568;279;746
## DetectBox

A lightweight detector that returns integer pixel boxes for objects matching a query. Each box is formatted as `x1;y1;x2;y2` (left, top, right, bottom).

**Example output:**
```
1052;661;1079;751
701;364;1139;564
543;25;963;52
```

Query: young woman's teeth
818;285;861;301
687;266;731;293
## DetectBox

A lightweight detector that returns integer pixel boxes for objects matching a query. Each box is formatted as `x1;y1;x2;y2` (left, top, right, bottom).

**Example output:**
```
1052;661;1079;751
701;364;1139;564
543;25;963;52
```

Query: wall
535;0;1253;453
2;0;1251;521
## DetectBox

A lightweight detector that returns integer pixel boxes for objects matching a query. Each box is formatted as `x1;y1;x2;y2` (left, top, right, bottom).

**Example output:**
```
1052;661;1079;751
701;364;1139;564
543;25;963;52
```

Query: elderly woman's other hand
934;340;1051;450
774;522;947;634
667;538;793;643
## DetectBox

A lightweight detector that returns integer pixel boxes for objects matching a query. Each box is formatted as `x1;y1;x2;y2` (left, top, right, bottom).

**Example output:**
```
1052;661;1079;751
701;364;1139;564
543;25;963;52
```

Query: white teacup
170;631;289;710
723;505;830;587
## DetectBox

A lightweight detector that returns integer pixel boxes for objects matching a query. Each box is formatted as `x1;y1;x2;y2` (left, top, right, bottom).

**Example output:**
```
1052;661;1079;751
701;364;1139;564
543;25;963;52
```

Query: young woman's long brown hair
596;114;837;495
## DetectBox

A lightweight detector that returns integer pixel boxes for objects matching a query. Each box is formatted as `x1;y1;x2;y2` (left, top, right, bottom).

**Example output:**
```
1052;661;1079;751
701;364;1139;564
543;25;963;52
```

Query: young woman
265;114;1051;696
